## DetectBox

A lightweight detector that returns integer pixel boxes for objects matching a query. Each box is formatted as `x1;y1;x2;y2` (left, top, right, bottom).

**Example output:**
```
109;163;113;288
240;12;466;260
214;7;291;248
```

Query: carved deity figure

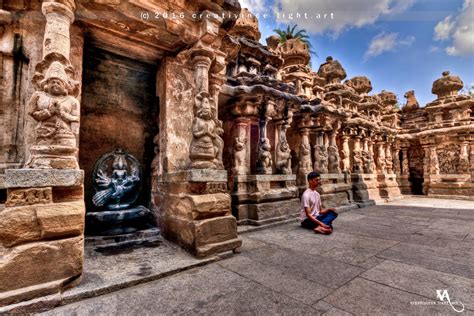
233;136;247;174
327;145;341;173
29;61;79;147
352;150;363;173
299;142;312;173
361;150;373;173
377;150;386;174
341;148;351;173
92;149;140;211
190;92;223;169
257;138;272;174
313;145;328;174
276;140;292;174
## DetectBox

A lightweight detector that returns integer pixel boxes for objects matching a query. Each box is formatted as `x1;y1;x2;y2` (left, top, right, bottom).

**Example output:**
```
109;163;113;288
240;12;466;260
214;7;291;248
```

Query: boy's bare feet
314;227;331;234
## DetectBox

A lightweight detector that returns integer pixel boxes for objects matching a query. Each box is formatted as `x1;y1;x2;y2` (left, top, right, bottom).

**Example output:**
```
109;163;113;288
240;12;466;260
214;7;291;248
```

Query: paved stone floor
45;198;473;315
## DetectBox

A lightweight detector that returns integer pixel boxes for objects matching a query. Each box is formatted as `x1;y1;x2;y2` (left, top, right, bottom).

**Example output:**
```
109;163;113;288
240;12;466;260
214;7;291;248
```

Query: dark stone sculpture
86;149;156;236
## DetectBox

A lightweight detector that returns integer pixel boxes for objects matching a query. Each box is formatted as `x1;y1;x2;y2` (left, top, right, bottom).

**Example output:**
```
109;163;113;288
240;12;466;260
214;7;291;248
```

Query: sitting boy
300;171;338;234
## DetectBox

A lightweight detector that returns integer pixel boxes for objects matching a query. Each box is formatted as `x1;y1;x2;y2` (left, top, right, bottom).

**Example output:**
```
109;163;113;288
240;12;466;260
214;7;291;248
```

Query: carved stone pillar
232;118;250;175
376;142;386;175
42;1;75;59
298;128;312;185
458;142;470;174
257;110;272;175
385;143;393;174
429;146;440;175
352;135;363;173
327;131;341;174
313;131;328;173
392;144;401;175
276;115;292;175
341;135;351;173
402;149;409;175
1;0;85;305
367;139;376;174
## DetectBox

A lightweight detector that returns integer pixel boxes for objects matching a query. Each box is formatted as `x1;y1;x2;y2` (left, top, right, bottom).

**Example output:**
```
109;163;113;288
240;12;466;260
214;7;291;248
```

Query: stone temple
0;0;473;306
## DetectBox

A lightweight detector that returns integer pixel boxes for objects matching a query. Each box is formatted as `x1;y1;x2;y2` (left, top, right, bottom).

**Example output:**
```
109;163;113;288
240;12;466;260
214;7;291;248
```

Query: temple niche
0;1;473;307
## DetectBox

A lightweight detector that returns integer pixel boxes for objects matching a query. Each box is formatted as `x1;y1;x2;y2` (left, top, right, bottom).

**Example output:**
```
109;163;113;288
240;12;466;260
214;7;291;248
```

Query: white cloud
433;0;474;56
434;16;455;41
429;46;441;53
240;0;266;14
364;32;415;60
272;0;416;36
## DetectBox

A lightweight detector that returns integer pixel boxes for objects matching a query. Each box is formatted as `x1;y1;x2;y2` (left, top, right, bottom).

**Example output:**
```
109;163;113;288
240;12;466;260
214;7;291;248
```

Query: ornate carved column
313;131;328;173
401;148;409;175
256;101;272;174
298;128;312;180
367;138;376;174
376;141;386;175
392;142;401;175
341;134;351;173
276;112;292;174
189;12;224;170
385;142;394;174
328;130;341;174
1;0;86;305
232;118;250;175
26;0;80;169
352;133;363;173
429;146;440;175
458;141;470;173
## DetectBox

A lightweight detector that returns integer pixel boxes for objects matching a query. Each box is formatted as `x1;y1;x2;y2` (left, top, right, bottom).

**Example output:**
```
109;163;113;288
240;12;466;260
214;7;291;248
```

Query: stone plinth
377;173;403;202
351;173;377;207
232;174;299;226
155;170;241;258
398;175;412;195
0;169;85;306
318;174;358;211
426;174;474;200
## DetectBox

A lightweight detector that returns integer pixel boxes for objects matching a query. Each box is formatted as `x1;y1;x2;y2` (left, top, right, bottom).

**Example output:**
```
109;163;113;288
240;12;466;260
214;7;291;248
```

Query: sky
239;0;474;107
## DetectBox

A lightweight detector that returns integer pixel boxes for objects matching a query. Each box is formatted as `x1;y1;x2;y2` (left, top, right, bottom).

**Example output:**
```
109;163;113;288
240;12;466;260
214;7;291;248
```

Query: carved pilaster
232;119;249;175
328;130;341;174
298;128;312;180
429;146;440;175
276;115;292;174
341;134;351;173
257;108;272;174
401;149;409;175
352;135;363;173
26;0;80;169
376;141;386;175
313;131;328;173
385;142;393;174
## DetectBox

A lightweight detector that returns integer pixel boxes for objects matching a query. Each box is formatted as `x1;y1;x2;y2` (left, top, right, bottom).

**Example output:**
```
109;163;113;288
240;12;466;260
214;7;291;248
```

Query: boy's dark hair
307;171;321;181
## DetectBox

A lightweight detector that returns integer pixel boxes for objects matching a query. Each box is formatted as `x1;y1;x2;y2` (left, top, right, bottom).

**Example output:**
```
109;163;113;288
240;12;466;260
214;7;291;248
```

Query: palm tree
273;24;317;58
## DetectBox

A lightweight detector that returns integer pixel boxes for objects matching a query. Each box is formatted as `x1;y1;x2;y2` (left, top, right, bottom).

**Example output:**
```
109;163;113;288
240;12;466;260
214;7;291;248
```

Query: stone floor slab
361;260;474;311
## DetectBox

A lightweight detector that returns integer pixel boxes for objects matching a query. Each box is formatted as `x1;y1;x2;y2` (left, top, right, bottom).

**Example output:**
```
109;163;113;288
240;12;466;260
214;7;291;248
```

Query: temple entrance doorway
408;145;424;195
79;44;159;235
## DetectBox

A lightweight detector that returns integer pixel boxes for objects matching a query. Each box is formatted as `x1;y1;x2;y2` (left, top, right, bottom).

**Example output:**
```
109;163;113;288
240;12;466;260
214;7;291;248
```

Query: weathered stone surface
188;193;231;220
5;187;52;207
194;215;238;246
0;201;85;247
5;169;83;188
0;236;83;293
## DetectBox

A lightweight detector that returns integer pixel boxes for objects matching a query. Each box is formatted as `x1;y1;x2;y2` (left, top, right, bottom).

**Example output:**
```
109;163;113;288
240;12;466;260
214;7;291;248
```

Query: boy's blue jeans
301;210;338;230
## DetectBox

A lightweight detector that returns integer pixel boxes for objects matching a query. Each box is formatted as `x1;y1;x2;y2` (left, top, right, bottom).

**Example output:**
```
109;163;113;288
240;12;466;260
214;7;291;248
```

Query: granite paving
33;198;474;315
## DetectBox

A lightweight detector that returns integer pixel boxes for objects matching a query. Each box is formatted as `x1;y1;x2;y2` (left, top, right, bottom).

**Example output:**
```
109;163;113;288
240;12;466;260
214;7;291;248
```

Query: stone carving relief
257;138;272;174
5;187;52;207
437;144;459;174
327;145;341;173
298;133;312;176
92;149;140;210
233;136;248;175
313;145;328;174
352;150;363;173
190;92;224;169
26;59;80;169
276;121;292;174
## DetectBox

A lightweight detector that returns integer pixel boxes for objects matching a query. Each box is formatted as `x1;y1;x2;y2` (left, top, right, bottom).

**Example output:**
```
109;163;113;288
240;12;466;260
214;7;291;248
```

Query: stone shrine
0;0;473;307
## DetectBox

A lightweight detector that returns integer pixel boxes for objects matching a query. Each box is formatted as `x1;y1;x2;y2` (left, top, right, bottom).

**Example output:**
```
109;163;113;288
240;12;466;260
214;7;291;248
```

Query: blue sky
240;0;474;107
